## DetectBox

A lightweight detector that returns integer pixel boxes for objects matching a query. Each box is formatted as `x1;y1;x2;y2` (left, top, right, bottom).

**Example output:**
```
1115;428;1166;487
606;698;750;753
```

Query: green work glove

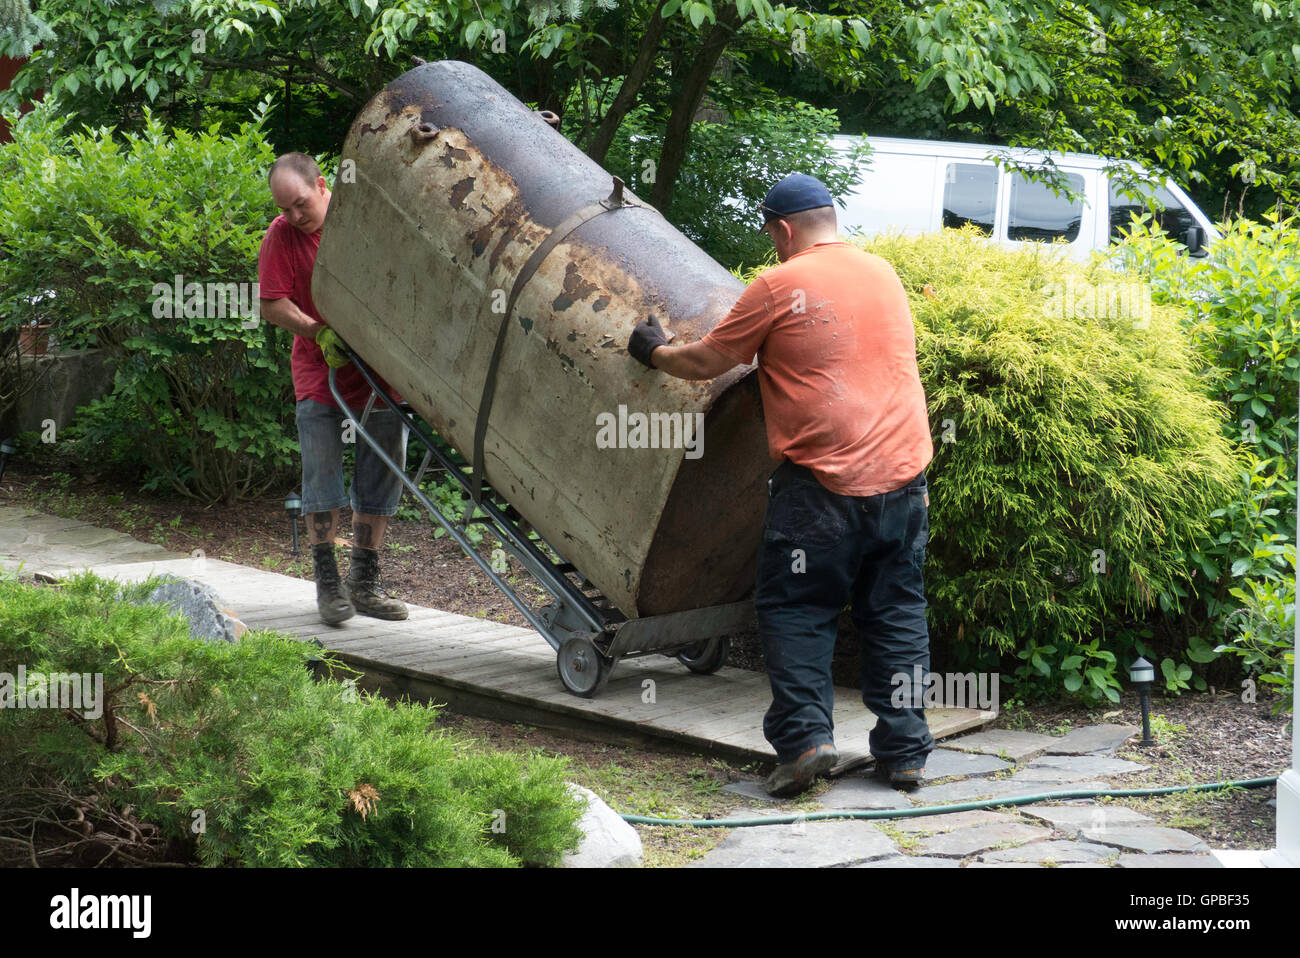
315;326;349;369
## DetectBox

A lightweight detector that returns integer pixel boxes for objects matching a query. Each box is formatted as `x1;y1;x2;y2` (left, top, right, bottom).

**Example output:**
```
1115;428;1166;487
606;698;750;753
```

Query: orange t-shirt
701;241;933;497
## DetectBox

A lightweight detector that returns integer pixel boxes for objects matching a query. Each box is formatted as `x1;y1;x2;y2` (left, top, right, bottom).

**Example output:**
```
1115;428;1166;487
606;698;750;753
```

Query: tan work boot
346;546;409;620
313;542;355;626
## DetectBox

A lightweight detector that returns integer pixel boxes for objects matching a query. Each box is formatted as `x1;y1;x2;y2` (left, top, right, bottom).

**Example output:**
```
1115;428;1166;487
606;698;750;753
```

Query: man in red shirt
629;173;935;797
258;152;409;625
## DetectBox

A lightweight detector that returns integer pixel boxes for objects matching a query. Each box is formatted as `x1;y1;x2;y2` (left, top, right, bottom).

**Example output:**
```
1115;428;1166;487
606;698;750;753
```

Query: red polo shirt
257;214;398;411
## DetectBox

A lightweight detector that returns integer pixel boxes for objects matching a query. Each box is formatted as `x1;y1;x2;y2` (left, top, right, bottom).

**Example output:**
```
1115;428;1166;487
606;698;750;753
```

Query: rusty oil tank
312;59;772;618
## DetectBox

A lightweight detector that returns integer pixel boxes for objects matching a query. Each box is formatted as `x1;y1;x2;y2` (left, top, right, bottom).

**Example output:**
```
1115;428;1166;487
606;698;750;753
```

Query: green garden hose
619;775;1279;827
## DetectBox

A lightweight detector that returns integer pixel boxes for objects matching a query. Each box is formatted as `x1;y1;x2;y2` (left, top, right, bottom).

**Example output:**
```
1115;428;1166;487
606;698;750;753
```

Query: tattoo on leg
312;512;333;543
355;521;374;549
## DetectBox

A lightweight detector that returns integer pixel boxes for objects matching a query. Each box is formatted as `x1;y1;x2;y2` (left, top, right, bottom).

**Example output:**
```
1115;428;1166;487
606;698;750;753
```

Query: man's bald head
763;205;839;262
269;152;330;234
269;152;321;189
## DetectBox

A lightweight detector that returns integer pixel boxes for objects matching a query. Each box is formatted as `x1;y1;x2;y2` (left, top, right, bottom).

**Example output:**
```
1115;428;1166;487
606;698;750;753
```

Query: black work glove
628;315;669;368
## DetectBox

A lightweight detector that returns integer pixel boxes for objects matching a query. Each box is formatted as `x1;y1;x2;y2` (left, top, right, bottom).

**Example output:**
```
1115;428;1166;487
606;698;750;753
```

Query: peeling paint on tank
592;295;611;312
449;176;475;209
518;316;533;334
552;261;601;311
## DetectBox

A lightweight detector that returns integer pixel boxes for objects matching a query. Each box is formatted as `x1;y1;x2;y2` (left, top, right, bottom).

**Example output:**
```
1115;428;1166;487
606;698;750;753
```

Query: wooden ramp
87;557;994;765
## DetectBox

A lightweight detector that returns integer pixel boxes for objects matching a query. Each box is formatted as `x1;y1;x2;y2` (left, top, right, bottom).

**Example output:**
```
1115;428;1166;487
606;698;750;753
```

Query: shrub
0;572;584;866
0;99;297;502
823;229;1240;702
1109;214;1297;707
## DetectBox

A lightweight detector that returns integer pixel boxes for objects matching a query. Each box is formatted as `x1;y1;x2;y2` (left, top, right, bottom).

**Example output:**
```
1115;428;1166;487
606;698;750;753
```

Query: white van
830;135;1220;260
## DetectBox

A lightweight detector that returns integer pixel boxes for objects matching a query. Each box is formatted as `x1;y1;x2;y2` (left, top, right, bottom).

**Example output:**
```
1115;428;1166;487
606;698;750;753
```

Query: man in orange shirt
628;173;935;797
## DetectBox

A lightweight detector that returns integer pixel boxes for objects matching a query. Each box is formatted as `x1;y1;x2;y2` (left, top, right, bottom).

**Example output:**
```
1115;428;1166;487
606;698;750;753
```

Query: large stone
979;840;1119;864
1045;724;1139;755
921;748;1013;780
817;776;913;810
560;784;642;868
1021;804;1154;836
915;821;1053;858
1116;853;1222;868
891;809;1022;834
721;781;783;804
944;729;1058;762
852;855;960;868
1082;825;1210;854
909;776;1113;805
136;576;247;643
691;819;897;868
1014;754;1147;783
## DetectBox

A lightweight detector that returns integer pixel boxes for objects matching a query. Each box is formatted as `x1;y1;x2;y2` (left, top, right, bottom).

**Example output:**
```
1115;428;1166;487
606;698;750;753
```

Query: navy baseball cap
759;173;833;229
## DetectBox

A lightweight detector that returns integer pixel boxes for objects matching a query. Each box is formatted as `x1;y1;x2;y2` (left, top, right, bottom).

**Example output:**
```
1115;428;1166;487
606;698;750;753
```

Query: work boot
764;743;839;797
313;542;355;626
346;545;409;620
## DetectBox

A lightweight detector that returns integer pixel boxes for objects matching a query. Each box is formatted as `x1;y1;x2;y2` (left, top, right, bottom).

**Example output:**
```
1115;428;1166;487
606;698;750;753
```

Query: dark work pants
754;459;935;766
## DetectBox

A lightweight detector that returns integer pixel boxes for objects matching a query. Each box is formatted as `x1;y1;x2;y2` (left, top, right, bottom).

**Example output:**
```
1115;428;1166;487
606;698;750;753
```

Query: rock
1082;825;1210;854
914;821;1053;858
560;784;642;868
1045;724;1139;755
1116;853;1222;868
722;781;784;804
852;855;960;868
136;576;247;643
1014;754;1147;783
690;819;897;868
909;776;1112;805
817;776;913;810
979;840;1118;863
920;748;1014;780
891;809;1022;833
1021;804;1154;836
944;729;1058;761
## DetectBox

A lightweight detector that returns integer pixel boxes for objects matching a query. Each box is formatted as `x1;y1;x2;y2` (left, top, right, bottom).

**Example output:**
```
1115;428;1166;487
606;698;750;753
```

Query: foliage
0;99;298;502
603;92;869;268
820;229;1239;702
1216;552;1296;716
0;572;585;866
1110;215;1299;624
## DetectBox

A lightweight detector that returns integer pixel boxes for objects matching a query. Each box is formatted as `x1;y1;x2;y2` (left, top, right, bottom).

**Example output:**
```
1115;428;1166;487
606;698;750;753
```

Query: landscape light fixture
285;491;302;556
1129;656;1156;747
0;438;15;484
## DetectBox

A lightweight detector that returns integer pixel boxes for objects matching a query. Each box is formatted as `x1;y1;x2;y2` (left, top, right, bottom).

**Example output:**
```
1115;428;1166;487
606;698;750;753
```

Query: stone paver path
699;723;1225;868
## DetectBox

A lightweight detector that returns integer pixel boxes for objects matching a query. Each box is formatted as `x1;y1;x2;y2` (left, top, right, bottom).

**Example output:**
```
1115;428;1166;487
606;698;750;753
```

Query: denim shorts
295;398;408;516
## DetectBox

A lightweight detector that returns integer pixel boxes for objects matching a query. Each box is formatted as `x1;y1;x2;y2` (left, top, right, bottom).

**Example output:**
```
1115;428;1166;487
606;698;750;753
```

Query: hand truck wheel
556;636;611;697
676;636;729;675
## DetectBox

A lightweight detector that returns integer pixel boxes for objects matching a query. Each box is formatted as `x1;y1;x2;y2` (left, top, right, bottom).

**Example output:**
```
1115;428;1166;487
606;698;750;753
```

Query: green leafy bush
0;572;584;866
1216;551;1296;716
825;229;1240;702
0;99;297;503
1108;214;1297;708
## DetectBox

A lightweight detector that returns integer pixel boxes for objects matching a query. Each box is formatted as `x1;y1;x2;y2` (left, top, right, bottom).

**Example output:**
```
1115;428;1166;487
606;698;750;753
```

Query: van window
1007;171;1085;242
942;163;997;235
1109;182;1198;246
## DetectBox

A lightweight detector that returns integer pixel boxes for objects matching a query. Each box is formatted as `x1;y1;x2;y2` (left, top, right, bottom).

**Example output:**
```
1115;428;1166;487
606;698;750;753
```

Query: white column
1259;492;1299;866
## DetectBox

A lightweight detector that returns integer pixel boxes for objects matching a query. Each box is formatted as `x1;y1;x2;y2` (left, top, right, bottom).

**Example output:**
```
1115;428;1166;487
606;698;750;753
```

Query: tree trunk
650;3;741;212
585;0;670;164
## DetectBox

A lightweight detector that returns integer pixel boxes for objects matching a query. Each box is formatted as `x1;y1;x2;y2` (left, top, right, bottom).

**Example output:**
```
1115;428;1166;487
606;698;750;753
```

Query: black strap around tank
469;175;643;505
